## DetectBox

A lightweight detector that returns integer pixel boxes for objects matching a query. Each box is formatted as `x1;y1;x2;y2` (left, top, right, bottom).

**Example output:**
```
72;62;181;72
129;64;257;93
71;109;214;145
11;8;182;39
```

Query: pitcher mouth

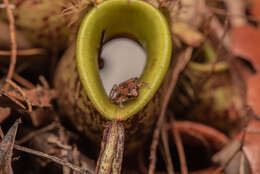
76;0;172;120
98;33;146;95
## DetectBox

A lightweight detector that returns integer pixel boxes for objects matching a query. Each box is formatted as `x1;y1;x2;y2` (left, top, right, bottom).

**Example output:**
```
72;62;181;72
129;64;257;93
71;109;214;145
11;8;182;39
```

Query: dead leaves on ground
0;120;95;174
213;120;260;174
0;76;57;124
239;121;260;174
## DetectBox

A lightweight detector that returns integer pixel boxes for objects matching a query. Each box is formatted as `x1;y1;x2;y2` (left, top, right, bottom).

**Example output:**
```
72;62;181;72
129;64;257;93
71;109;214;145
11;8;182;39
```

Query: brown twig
16;122;57;145
3;0;17;89
161;122;175;174
6;79;32;112
12;73;35;89
181;3;254;23
14;144;94;174
209;6;260;23
206;16;229;77
216;16;229;58
0;126;4;139
0;48;47;56
203;6;230;50
0;66;35;89
39;75;49;88
148;47;193;174
170;117;188;174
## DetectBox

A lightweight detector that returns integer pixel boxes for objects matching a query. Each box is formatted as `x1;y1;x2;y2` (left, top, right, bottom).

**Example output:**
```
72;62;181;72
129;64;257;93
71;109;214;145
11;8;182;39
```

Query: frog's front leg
109;84;118;102
119;99;124;109
118;96;127;109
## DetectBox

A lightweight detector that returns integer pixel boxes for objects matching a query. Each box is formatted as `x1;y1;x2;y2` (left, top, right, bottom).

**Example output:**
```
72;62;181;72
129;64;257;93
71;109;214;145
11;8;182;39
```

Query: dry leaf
231;0;260;117
231;25;260;70
24;85;57;108
239;121;260;174
0;119;20;174
212;140;251;174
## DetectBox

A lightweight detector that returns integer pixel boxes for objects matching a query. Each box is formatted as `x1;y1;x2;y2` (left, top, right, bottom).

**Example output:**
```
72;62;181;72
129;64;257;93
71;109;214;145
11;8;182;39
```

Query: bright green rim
76;0;172;120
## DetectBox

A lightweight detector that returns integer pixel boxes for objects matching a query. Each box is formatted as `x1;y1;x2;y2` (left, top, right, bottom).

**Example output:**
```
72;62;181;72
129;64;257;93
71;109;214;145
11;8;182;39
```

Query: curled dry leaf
213;120;260;174
239;120;260;174
212;139;251;174
0;119;20;174
230;0;260;117
225;151;251;174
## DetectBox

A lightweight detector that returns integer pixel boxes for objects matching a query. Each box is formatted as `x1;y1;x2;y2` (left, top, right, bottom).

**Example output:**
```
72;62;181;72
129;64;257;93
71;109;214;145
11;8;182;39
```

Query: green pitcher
54;0;172;153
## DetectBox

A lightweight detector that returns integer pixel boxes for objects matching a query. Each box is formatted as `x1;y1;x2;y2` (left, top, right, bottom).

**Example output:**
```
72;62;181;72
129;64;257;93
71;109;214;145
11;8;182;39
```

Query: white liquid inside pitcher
99;38;147;95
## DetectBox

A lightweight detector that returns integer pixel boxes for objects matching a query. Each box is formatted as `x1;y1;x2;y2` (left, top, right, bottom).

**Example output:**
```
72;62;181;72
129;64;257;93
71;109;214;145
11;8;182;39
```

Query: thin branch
148;47;193;174
16;122;57;145
0;48;47;56
14;144;94;174
203;6;230;50
12;73;35;89
3;0;17;89
161;123;175;174
216;16;229;58
0;66;35;89
0;126;4;139
170;117;188;174
6;79;32;112
209;6;260;23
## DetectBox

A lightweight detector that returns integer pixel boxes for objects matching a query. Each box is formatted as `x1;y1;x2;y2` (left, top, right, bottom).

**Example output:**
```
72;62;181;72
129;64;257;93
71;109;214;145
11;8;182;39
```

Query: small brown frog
109;77;147;108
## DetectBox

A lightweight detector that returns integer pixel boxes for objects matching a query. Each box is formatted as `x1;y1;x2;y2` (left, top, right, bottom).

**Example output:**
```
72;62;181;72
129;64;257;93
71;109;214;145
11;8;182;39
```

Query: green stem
188;42;228;73
203;41;217;62
187;61;228;73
